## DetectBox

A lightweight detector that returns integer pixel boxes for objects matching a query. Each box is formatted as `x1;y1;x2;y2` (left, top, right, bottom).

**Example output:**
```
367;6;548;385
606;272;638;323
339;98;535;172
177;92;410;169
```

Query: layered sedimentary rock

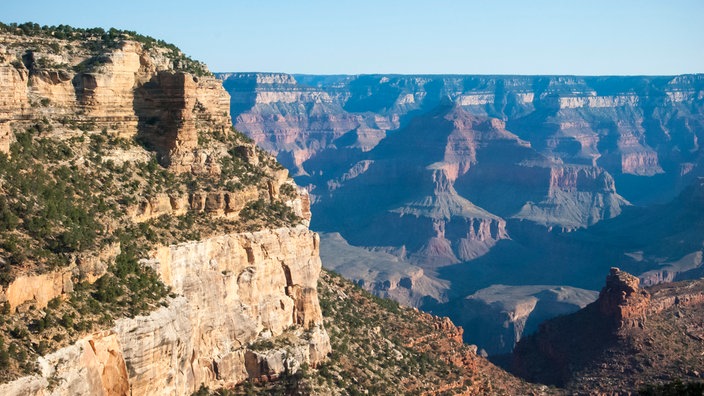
221;73;377;175
513;165;629;230
126;186;261;223
118;226;329;394
0;33;230;173
219;73;704;206
133;70;231;171
0;227;331;395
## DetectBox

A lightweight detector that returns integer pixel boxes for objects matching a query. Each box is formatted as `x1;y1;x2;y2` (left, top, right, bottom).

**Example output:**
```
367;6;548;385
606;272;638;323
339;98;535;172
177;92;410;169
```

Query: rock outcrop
2;268;74;313
511;269;704;392
597;267;650;328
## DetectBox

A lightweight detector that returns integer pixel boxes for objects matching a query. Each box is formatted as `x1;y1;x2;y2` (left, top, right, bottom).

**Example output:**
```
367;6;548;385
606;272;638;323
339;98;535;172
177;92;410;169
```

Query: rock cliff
1;29;230;173
113;227;328;395
0;229;331;396
0;25;329;395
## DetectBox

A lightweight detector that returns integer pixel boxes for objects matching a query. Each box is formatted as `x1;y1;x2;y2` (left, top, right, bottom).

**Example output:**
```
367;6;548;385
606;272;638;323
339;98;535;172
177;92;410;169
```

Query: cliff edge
0;23;329;395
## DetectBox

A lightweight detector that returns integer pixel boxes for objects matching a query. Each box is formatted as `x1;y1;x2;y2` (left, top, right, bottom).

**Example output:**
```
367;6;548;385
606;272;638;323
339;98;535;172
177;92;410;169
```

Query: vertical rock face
72;41;144;126
1;227;331;396
134;71;231;171
117;226;329;394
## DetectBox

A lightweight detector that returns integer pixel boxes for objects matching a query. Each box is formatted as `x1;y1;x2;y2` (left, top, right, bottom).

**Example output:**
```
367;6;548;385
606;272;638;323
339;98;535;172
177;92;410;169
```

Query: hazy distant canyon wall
219;72;704;353
221;73;704;201
219;72;703;270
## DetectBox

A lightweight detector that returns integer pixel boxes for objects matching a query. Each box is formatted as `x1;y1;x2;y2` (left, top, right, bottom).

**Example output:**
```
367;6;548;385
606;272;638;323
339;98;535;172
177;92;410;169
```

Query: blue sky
2;0;702;75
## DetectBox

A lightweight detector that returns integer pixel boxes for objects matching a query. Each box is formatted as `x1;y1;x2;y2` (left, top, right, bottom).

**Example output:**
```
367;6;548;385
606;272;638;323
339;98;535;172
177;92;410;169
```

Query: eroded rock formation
0;33;230;173
0;30;330;395
598;267;650;328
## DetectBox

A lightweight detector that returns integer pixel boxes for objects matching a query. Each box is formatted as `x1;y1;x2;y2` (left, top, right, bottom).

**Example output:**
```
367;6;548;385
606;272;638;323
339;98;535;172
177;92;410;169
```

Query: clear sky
2;0;703;75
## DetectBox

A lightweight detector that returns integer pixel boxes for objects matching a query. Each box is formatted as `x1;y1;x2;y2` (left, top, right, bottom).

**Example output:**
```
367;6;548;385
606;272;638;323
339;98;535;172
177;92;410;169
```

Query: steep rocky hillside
513;268;704;394
0;23;328;395
222;270;552;396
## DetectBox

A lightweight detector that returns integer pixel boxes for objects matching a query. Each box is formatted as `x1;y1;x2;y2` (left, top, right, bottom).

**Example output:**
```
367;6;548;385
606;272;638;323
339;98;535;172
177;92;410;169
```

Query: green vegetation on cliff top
0;21;211;76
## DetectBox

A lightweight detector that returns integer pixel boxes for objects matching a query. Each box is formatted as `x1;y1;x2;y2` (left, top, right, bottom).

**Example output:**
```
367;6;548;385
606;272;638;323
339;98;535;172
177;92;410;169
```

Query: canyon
0;21;702;395
220;72;704;354
0;24;557;396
